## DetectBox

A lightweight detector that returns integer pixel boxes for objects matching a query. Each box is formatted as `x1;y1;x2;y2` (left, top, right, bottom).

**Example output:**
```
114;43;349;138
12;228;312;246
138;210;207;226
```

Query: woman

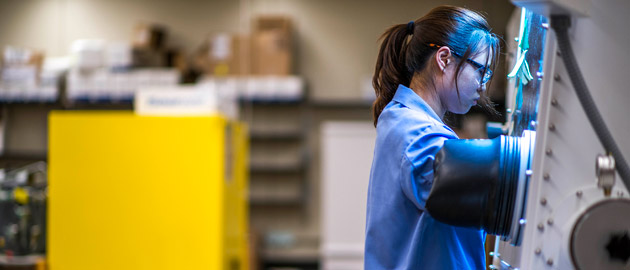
365;5;500;269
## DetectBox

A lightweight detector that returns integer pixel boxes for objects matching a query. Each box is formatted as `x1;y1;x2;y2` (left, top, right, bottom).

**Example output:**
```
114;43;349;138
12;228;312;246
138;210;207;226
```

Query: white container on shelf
280;76;304;100
66;68;180;102
71;39;106;70
106;42;132;71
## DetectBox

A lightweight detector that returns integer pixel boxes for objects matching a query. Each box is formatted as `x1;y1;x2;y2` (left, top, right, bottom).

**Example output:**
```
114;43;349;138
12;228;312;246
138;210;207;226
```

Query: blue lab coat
365;84;486;270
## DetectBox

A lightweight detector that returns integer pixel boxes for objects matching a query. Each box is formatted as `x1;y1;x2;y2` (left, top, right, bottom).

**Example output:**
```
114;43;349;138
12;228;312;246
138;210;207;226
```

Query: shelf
240;98;376;108
260;247;320;267
0;151;47;161
0;99;58;105
249;196;303;206
239;98;304;105
0;254;45;266
64;103;133;110
250;164;304;174
250;131;303;141
69;97;134;103
309;99;373;109
0;98;132;110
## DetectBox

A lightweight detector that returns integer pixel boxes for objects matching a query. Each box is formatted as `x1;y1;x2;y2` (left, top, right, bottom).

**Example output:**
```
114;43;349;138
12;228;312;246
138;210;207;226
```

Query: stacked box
198;34;251;76
252;16;292;75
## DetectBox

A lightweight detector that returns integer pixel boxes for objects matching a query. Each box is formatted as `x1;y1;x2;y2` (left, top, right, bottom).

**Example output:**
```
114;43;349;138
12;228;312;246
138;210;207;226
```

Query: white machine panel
497;1;630;269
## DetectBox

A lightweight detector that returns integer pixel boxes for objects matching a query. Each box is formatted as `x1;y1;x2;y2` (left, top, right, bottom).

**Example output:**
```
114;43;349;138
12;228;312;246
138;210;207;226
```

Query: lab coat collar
392;84;443;123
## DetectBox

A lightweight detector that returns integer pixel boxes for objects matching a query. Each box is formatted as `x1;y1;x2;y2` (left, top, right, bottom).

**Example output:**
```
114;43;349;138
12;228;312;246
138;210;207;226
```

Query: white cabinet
320;121;376;270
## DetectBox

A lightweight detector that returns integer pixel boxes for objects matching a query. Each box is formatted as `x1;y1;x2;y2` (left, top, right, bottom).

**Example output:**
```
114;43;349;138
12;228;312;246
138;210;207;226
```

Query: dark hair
372;5;500;126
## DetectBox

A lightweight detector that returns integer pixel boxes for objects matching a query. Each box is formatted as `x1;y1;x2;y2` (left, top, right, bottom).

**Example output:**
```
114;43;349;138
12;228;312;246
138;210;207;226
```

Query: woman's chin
452;107;471;115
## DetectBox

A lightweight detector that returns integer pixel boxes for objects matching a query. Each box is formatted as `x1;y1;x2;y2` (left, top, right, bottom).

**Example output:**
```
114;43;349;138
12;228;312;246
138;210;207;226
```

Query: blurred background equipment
0;0;528;269
0;162;47;255
0;162;47;270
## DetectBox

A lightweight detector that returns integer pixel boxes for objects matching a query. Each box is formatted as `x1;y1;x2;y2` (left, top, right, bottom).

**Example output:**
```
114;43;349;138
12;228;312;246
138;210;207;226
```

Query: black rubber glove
425;136;501;230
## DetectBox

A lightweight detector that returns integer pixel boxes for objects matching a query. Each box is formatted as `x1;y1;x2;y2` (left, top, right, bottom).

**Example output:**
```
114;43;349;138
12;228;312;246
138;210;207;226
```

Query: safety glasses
428;43;493;84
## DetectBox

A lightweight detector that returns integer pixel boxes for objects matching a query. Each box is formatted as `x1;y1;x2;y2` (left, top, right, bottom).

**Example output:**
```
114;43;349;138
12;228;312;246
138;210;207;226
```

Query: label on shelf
134;86;218;116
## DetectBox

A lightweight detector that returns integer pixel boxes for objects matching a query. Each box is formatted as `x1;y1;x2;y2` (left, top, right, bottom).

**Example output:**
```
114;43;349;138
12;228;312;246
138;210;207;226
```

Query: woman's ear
435;46;452;72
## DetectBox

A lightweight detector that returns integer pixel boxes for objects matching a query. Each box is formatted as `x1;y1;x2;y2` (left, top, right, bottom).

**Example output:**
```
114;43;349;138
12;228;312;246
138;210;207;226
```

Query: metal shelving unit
240;98;310;210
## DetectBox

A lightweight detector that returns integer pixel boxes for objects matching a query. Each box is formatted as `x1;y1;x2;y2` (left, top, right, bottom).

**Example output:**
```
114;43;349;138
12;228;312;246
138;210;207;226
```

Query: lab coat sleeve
400;124;457;211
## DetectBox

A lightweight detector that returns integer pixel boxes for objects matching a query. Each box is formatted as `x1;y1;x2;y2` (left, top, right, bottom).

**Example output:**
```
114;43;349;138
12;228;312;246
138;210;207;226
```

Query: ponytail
371;5;501;127
372;23;413;127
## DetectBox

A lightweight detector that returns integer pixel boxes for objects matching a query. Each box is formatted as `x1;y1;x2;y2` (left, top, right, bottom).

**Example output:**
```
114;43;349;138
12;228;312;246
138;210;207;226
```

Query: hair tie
407;21;415;35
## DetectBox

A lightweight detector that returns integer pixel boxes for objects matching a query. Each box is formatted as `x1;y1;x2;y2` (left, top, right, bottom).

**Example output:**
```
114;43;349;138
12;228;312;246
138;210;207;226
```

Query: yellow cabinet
48;111;248;270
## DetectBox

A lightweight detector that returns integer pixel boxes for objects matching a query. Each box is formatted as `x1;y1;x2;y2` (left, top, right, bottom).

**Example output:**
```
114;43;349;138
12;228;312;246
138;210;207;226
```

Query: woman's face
440;49;490;114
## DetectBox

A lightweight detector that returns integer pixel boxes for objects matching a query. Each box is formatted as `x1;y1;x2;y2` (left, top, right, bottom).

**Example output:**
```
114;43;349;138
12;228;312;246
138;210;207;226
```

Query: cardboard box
130;46;183;70
196;34;251;76
230;35;251;75
252;16;292;75
132;47;166;67
132;23;168;50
